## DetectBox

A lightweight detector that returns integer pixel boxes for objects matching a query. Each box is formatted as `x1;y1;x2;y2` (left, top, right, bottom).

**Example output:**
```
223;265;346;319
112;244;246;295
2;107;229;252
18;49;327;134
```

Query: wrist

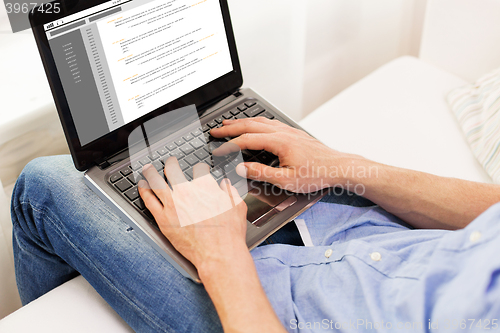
329;154;379;189
197;240;252;284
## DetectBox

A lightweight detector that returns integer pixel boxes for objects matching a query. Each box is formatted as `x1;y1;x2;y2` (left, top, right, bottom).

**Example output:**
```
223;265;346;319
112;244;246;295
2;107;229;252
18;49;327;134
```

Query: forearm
198;243;286;333
342;159;500;230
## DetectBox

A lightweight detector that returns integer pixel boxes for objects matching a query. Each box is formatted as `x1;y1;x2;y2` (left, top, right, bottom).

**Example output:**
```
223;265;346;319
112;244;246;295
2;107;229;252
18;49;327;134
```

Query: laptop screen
42;0;233;147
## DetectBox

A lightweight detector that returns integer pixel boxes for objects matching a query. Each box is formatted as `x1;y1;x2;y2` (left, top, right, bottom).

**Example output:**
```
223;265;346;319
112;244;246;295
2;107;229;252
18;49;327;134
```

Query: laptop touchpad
243;181;297;227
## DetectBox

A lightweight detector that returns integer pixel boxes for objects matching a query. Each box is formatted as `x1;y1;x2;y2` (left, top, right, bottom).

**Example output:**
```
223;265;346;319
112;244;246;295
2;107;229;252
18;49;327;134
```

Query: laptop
29;0;326;282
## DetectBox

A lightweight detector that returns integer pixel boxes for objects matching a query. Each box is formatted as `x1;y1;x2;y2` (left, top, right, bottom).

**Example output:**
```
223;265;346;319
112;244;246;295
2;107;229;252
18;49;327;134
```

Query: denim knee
12;155;79;207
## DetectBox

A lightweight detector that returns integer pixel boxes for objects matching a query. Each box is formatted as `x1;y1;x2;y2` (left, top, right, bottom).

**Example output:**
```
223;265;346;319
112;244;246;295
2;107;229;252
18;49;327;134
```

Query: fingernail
142;164;152;172
223;119;234;124
235;163;247;177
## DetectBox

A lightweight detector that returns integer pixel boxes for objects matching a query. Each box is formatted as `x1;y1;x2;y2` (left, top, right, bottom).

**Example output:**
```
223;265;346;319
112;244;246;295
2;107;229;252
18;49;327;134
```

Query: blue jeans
11;155;375;332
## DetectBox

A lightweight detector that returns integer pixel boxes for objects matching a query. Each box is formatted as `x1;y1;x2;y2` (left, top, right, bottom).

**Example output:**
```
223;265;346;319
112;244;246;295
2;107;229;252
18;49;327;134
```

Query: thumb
235;162;292;186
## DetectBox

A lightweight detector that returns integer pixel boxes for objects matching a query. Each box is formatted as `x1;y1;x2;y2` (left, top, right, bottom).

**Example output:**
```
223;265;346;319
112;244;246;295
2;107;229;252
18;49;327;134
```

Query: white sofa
2;0;500;331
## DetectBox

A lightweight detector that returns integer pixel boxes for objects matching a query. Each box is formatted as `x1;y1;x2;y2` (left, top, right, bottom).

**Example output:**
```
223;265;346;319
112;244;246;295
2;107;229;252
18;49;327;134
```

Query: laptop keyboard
107;99;279;226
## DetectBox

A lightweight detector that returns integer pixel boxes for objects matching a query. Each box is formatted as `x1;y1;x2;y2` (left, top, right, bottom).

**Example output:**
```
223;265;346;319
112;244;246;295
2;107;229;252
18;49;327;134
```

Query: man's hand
138;159;247;269
211;117;365;193
212;116;500;230
138;158;287;333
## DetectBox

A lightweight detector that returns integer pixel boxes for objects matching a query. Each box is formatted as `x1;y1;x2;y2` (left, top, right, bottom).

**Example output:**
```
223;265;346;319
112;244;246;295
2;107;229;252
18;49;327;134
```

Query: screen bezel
30;0;243;171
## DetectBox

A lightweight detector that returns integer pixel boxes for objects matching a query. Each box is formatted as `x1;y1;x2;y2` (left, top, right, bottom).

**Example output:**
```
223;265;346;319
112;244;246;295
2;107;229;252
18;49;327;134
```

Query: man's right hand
210;117;366;193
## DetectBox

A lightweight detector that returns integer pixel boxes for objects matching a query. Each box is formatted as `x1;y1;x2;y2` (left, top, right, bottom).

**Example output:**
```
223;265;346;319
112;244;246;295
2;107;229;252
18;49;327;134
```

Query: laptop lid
30;0;243;171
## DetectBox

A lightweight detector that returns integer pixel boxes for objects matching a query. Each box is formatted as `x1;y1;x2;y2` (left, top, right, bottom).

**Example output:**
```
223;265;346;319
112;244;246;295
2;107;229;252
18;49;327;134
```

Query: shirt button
325;249;333;258
370;252;382;261
470;231;482;243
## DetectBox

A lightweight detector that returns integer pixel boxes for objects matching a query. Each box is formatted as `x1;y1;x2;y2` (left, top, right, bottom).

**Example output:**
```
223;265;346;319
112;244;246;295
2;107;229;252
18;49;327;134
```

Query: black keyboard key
230;108;240;116
192;129;202;137
144;209;154;221
130;161;142;171
245;101;257;108
128;173;141;185
221;162;233;172
230;155;245;167
256;152;273;165
169;150;184;160
194;149;209;161
207;120;218;128
235;113;247;119
139;157;151;166
152;160;163;171
185;168;194;179
148;152;160;161
110;172;123;183
185;155;199;166
211;167;224;179
241;150;254;162
166;143;177;151
264;152;280;167
202;124;211;132
174;139;185;146
237;104;248;111
160;154;171;164
222;111;233;119
125;187;140;201
226;170;243;184
115;179;132;192
261;111;275;120
214;116;224;124
120;167;133;177
134;198;146;210
203;157;214;167
244;105;265;117
178;159;189;171
190;138;205;150
180;144;194;155
157;148;169;156
183;134;194;141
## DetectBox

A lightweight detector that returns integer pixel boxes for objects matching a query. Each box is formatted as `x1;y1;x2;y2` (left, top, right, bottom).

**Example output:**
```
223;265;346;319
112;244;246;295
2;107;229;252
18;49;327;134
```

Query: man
12;117;500;332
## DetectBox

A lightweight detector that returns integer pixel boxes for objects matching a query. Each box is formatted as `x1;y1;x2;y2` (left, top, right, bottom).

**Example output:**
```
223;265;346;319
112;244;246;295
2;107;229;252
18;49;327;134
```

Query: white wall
228;0;427;120
0;0;427;122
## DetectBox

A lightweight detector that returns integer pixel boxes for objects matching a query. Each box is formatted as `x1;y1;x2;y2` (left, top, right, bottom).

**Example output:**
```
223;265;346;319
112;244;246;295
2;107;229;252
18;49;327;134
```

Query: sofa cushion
300;56;492;183
0;180;21;319
448;67;500;184
0;276;133;332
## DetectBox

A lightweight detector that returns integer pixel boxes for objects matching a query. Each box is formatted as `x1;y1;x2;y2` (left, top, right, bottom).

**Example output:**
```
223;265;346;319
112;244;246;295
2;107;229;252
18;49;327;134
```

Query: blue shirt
251;201;500;332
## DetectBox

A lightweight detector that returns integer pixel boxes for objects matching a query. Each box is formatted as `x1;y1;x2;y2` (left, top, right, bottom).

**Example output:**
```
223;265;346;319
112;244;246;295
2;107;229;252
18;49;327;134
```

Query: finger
163;157;188;186
138;180;164;216
224;116;287;128
211;141;242;157
220;179;244;206
192;162;210;179
141;164;172;204
210;119;277;138
235;162;292;186
229;133;284;155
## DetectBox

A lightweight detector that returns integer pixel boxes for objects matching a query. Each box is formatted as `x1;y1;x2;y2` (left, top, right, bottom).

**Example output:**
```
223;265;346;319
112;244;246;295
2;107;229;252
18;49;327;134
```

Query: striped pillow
448;68;500;183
